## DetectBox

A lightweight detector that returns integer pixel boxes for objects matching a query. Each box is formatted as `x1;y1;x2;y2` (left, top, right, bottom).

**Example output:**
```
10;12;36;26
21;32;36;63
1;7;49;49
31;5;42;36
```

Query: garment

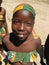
0;27;5;45
6;33;38;63
3;32;39;63
7;50;38;63
0;14;5;45
44;34;49;65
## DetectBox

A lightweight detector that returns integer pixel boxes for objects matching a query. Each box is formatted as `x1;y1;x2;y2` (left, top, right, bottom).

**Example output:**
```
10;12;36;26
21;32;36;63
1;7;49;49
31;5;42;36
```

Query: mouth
13;30;27;38
17;31;27;36
17;33;25;37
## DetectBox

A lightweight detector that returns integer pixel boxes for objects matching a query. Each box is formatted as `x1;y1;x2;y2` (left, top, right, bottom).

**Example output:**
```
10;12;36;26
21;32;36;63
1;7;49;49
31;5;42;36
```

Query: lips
18;34;24;37
17;32;27;38
17;30;27;35
13;30;27;38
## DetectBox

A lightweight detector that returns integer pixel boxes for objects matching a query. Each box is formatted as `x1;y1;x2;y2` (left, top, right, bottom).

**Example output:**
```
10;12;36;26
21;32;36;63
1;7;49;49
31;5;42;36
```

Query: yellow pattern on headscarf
13;4;24;13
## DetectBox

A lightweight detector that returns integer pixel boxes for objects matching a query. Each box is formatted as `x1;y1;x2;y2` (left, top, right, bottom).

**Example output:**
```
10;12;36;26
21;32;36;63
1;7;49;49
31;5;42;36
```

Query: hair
0;7;2;11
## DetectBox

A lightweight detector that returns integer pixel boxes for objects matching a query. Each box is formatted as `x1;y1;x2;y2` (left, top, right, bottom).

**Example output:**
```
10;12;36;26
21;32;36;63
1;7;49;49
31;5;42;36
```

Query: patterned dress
0;27;5;45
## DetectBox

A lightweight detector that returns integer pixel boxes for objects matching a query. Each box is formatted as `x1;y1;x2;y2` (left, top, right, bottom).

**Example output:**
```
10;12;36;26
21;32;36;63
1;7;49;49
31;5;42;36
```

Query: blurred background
2;0;49;45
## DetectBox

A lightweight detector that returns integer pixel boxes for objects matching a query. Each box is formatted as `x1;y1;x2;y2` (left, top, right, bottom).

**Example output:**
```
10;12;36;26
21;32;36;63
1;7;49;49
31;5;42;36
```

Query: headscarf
13;3;36;18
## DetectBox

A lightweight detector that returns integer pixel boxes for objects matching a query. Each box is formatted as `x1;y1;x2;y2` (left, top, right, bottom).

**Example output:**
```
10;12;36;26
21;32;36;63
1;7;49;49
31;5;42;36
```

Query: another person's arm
3;33;41;53
3;9;8;34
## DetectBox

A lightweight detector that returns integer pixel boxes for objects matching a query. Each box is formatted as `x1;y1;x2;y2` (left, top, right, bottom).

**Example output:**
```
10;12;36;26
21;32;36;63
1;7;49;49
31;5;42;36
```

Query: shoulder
32;30;41;51
32;30;41;45
2;33;10;44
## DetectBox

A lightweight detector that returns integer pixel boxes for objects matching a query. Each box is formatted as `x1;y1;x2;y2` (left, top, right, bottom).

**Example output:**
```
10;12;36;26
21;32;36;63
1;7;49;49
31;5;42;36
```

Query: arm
3;9;8;34
3;33;41;53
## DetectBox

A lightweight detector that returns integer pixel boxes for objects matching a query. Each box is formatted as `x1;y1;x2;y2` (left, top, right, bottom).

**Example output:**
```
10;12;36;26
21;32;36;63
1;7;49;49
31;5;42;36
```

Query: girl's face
12;10;34;41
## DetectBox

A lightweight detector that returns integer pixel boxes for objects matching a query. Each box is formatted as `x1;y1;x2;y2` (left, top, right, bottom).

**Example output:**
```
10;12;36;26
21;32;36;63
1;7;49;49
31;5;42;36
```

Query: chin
19;37;26;40
18;36;27;41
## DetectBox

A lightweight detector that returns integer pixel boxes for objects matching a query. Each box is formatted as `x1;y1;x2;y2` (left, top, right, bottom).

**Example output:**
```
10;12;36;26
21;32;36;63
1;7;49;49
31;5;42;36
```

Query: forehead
13;10;34;19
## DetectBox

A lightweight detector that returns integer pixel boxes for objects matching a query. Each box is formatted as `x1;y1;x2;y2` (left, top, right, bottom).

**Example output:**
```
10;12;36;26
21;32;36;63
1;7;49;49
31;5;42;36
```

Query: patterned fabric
43;58;47;65
7;50;38;63
7;51;25;63
6;31;39;63
13;3;36;18
0;27;6;45
0;51;7;65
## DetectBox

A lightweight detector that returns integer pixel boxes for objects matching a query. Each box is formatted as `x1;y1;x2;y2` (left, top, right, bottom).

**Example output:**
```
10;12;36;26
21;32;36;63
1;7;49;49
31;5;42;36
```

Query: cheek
26;26;33;33
12;24;17;30
25;24;34;33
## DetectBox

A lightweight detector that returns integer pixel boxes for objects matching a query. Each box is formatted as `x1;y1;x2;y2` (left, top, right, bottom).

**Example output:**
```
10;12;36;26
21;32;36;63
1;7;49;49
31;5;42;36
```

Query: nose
19;23;24;30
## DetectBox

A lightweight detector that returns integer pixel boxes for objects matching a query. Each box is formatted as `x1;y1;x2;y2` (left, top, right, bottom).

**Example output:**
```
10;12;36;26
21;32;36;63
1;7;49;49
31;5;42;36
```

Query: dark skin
0;21;3;28
3;10;41;65
0;0;8;33
12;10;34;41
0;0;8;53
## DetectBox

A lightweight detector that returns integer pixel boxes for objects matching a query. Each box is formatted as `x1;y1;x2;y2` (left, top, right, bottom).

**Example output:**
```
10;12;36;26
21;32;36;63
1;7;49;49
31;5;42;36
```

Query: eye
25;21;33;26
12;19;20;25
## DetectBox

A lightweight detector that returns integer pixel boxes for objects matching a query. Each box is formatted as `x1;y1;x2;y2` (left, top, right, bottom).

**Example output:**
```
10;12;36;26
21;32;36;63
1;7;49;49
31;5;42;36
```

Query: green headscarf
13;3;36;18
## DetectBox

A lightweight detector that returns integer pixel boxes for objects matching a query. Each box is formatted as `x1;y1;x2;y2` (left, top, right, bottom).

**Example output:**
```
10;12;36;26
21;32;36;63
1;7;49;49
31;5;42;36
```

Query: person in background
0;15;6;51
3;3;41;65
44;34;49;65
0;0;8;34
40;35;49;65
0;15;6;65
0;0;7;62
